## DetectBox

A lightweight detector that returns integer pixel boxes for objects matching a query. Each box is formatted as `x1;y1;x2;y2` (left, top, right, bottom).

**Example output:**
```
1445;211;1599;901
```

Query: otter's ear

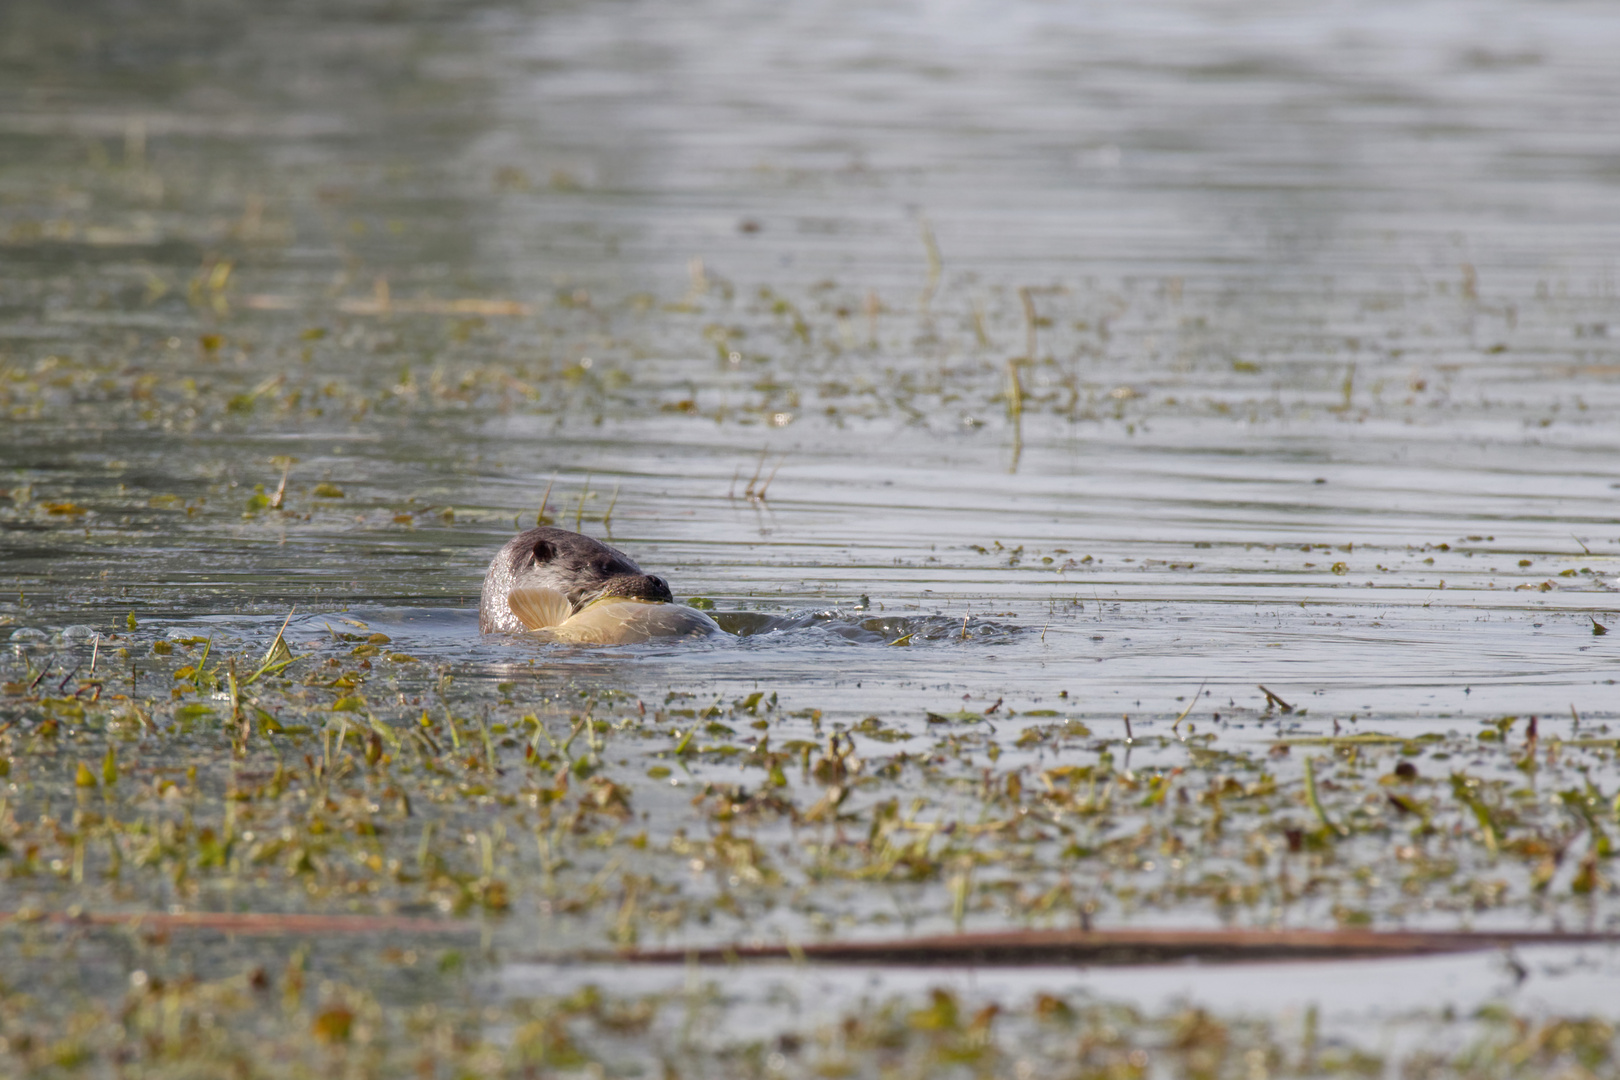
531;539;556;564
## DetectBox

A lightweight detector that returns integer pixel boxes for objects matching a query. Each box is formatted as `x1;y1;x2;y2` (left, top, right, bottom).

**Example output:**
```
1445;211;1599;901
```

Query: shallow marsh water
4;0;1620;1073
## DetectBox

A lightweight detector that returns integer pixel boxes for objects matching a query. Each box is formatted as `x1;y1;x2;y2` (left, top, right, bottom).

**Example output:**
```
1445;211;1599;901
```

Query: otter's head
511;528;673;614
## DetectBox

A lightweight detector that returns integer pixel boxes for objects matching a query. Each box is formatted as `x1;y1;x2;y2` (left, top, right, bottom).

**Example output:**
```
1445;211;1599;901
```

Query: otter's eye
532;540;556;563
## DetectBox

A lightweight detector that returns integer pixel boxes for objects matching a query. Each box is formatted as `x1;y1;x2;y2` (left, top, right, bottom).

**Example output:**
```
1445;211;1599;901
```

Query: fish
505;585;722;644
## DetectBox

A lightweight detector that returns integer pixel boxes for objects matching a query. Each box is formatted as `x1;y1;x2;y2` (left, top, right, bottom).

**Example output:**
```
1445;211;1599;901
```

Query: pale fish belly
504;586;720;644
545;600;722;644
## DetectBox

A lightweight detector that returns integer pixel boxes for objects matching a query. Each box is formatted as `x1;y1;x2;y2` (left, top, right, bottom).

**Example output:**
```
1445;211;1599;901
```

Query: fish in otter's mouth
479;526;720;644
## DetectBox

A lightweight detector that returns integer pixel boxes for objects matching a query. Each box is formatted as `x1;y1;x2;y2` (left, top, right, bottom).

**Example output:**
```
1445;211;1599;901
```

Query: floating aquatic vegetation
0;950;1615;1080
4;621;1619;956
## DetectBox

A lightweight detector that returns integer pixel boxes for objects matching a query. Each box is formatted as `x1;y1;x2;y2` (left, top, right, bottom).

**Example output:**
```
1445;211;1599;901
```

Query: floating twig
1005;354;1025;473
1258;685;1294;713
741;449;772;501
1274;734;1410;747
583;927;1620;968
755;458;783;502
1304;756;1347;837
744;449;766;497
537;474;556;526
917;214;942;314
272;459;298;514
1005;358;1024;418
1018;286;1037;359
574;474;591;530
1171;680;1207;737
972;299;991;349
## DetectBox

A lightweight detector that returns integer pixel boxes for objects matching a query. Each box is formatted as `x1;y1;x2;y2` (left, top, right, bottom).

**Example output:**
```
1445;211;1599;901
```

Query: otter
479;526;721;644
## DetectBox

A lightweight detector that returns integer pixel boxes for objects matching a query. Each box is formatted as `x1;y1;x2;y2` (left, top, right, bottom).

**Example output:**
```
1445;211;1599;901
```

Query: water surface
3;0;1620;1069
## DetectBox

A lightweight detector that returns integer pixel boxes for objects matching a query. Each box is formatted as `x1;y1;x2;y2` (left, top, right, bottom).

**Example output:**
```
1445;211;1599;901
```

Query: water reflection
1;0;1618;765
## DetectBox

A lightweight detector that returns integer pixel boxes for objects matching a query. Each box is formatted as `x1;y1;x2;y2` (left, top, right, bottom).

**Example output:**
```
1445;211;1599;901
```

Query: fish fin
507;587;573;631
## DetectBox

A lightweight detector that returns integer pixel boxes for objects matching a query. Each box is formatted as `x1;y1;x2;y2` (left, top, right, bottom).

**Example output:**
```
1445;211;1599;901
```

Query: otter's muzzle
576;573;673;611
